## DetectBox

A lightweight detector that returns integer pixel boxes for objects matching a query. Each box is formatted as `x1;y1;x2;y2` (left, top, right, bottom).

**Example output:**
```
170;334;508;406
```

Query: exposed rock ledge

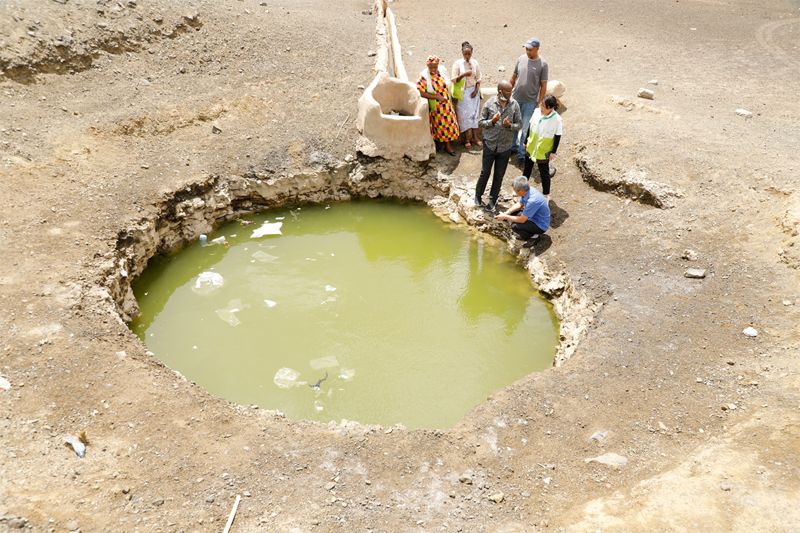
574;145;684;208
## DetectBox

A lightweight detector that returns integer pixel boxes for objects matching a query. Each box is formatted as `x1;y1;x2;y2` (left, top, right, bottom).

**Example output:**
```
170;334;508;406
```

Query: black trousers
523;157;551;195
476;145;512;202
512;220;546;240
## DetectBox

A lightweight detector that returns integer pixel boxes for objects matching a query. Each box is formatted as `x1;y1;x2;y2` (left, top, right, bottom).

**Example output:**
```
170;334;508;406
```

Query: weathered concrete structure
356;0;435;161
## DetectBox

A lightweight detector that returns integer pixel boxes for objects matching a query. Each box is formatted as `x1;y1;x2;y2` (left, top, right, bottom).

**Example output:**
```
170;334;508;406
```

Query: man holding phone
475;80;521;212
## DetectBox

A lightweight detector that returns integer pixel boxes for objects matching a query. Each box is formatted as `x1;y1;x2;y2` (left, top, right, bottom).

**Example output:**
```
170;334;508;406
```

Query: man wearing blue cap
510;38;549;163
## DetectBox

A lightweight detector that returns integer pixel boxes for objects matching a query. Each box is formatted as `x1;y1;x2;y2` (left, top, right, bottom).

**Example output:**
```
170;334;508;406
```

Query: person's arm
471;61;481;98
510;59;519;88
479;102;498;128
537;80;547;106
547;135;561;161
417;76;444;101
537;63;549;106
506;102;522;131
496;209;527;223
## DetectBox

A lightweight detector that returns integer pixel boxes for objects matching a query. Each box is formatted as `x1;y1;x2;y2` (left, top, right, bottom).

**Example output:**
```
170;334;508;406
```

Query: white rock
735;108;753;118
637;88;655;100
585;452;628;467
497;66;506;72
0;375;10;391
546;80;566;98
742;326;758;337
648;79;659;85
684;268;707;279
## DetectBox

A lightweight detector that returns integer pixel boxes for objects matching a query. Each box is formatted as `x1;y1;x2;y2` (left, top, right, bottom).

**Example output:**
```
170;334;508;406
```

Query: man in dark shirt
509;38;549;163
475;81;521;212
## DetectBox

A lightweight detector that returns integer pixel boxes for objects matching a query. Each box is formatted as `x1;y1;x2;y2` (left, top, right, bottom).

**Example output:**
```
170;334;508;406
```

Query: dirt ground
1;0;799;531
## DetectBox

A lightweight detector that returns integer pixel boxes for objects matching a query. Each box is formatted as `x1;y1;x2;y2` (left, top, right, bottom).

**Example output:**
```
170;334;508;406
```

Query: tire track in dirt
755;18;800;73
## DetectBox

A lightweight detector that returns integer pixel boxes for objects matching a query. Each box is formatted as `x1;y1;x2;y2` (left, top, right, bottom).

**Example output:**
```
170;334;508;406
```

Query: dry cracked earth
1;0;799;531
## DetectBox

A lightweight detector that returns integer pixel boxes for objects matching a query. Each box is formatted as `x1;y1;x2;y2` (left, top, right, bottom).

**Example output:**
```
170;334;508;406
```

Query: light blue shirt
520;189;550;231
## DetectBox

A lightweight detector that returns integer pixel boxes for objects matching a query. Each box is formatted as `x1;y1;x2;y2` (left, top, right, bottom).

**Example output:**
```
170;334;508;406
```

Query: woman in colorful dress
451;41;482;149
417;55;460;155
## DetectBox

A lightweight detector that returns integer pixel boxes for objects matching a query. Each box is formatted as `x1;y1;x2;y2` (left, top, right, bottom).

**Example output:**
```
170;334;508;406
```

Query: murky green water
131;201;558;429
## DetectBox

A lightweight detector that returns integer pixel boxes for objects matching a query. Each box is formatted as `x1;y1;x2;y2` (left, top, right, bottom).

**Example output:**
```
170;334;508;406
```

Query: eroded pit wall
94;159;597;368
356;0;435;161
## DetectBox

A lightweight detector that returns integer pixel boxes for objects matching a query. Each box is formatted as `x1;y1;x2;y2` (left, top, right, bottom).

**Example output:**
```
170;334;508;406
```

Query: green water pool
131;200;558;429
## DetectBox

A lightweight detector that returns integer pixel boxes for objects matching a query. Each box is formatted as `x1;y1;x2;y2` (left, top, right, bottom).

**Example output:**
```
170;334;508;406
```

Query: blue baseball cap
524;38;540;49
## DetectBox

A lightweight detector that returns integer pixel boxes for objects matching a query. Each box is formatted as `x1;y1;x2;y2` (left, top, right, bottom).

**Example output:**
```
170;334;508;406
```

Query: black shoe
474;196;483;207
522;235;540;248
486;199;497;212
549;166;557;177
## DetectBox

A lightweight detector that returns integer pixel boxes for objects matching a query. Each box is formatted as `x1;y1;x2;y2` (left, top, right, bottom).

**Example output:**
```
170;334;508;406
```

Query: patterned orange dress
416;70;460;142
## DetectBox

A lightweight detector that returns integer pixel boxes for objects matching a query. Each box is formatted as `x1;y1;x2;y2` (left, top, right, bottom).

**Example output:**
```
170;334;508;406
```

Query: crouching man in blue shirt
495;176;550;248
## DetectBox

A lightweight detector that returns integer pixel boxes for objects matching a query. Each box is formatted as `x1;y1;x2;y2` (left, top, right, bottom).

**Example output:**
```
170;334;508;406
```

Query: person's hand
502;117;510;127
463;70;473;78
549;152;556;162
471;88;479;98
495;213;507;221
491;112;501;124
437;94;447;102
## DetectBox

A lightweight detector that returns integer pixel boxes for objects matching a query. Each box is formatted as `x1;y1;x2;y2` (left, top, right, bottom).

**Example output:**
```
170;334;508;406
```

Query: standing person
417;55;460;156
474;81;521;211
523;94;562;200
495;176;550;248
451;41;482;149
509;38;549;163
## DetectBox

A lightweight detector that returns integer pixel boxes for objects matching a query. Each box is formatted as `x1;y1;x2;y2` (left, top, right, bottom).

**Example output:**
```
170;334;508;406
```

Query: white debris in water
263;299;277;308
742;326;758;337
338;368;356;381
211;236;227;246
252;251;278;263
320;296;337;305
215;299;243;327
193;271;224;294
0;375;11;391
274;367;301;389
275;217;285;220
251;221;283;238
324;284;337;292
314;400;325;412
310;355;339;370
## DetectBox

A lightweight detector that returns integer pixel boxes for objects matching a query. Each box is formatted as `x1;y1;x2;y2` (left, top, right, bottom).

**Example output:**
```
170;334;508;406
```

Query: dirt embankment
1;0;800;531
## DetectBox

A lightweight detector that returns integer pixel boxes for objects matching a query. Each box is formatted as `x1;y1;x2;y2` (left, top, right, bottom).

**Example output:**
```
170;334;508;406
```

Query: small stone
488;492;504;503
681;249;698;261
367;50;377;57
206;495;215;503
719;481;733;491
243;490;252;497
684;268;706;279
497;66;506;72
152;498;164;506
637;88;655;100
8;518;28;529
721;403;738;411
658;421;668;431
459;472;473;484
782;300;793;306
65;520;79;531
735;108;753;118
211;125;222;134
585;452;628;467
648;79;659;85
742;326;758;337
384;427;393;434
357;85;365;90
324;481;336;491
140;164;149;169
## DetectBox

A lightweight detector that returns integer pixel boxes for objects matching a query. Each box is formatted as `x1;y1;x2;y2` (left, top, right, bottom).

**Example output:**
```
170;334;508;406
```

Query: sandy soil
1;0;799;531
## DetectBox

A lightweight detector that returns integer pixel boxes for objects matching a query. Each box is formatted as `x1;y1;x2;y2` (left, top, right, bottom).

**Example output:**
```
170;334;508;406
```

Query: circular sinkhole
131;200;559;429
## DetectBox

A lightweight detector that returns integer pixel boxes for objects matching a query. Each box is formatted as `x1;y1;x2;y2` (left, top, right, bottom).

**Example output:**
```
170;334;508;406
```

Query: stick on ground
222;494;241;533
